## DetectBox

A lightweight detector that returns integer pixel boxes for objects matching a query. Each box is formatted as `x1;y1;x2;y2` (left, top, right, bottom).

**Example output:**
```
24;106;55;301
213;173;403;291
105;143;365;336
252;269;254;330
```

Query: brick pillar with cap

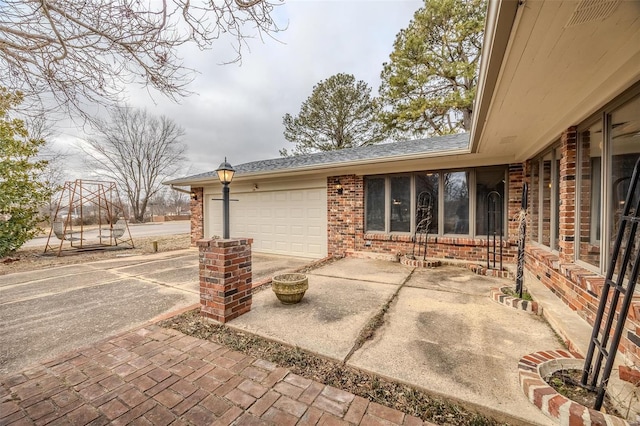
198;238;252;323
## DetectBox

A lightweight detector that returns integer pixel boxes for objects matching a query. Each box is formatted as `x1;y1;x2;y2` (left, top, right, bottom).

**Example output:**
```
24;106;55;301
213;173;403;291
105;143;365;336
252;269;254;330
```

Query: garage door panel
306;190;320;200
207;186;327;258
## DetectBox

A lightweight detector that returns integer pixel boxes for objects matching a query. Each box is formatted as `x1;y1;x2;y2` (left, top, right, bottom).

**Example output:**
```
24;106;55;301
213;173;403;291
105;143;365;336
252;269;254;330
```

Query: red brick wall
198;238;252;323
190;187;204;246
327;175;362;255
326;165;525;263
558;127;577;263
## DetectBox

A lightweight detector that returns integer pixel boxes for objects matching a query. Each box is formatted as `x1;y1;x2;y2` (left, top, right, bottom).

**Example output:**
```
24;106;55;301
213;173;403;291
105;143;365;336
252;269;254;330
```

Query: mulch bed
159;309;506;426
546;369;621;416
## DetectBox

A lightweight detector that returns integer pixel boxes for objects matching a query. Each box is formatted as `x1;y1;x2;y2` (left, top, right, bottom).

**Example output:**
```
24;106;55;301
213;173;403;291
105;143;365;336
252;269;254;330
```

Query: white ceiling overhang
471;0;640;162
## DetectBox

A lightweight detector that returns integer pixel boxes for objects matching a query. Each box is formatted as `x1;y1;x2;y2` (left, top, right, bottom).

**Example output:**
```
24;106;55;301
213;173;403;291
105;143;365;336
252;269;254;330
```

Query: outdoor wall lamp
215;158;236;239
336;182;343;195
190;190;197;201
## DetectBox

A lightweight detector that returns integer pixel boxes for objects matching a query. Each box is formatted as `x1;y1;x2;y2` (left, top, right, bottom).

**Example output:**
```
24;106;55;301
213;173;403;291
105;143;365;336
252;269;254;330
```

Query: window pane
554;147;561;249
416;173;439;234
609;94;640;282
530;160;539;241
476;167;505;236
390;176;411;232
444;171;469;234
578;123;602;267
541;154;552;247
365;177;385;231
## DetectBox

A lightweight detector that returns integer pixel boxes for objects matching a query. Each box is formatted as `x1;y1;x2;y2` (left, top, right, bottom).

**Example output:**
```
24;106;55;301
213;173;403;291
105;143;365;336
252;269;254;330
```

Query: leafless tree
80;106;187;222
0;0;282;119
25;114;70;216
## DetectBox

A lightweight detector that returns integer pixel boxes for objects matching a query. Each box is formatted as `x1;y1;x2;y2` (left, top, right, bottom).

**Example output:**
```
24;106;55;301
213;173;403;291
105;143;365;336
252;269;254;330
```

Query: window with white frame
576;90;639;280
364;167;507;236
530;145;561;251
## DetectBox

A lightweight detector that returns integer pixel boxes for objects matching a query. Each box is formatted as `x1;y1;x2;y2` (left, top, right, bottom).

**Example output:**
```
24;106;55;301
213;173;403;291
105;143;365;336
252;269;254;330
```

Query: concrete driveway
0;249;312;376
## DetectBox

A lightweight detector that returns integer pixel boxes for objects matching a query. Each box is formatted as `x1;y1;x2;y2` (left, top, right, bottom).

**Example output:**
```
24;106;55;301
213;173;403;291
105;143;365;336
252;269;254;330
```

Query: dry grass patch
0;234;191;275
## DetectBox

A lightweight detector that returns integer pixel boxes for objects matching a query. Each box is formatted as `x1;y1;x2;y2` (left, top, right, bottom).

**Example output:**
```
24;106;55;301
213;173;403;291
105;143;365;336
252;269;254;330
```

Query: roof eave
469;0;520;153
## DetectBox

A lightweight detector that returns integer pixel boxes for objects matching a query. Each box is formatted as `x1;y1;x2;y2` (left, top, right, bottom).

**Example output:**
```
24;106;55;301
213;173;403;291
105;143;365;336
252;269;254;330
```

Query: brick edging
490;287;541;315
467;263;513;279
518;351;630;426
400;256;442;268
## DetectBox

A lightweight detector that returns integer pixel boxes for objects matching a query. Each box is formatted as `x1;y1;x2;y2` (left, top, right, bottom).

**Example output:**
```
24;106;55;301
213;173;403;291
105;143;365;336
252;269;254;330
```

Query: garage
205;184;327;258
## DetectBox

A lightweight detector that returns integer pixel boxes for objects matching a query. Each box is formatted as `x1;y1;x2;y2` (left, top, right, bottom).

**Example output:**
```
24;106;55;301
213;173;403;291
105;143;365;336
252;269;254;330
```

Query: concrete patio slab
347;270;559;425
405;265;497;297
251;253;314;283
229;274;399;361
309;257;413;285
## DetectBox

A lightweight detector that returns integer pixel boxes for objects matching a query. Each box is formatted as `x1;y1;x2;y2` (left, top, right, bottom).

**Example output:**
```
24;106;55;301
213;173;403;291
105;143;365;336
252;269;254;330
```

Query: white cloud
53;0;422;178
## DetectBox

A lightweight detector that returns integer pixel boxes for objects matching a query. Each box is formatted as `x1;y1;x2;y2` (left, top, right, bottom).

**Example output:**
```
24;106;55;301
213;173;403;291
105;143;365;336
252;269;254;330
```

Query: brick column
190;187;204;246
507;163;525;242
198;238;252;323
559;127;577;263
327;175;363;256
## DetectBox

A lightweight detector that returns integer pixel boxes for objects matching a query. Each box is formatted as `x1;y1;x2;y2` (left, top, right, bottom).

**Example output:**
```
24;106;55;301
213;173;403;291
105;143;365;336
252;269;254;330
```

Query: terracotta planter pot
272;273;308;304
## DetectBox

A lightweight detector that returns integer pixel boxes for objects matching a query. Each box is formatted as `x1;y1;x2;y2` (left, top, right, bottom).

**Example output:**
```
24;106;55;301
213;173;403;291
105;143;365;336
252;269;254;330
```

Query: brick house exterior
171;0;640;376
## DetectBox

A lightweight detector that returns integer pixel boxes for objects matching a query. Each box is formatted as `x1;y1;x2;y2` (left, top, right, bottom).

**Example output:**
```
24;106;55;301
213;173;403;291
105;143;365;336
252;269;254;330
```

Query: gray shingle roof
166;133;469;184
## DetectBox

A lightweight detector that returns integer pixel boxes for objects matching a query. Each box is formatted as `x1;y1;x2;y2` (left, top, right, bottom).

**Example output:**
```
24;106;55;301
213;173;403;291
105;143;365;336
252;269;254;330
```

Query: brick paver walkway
1;325;431;425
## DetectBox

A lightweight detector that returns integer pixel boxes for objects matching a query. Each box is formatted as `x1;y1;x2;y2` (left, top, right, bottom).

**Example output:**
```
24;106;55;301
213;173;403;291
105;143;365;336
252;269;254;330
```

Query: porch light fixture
190;190;197;201
336;182;343;195
216;158;236;239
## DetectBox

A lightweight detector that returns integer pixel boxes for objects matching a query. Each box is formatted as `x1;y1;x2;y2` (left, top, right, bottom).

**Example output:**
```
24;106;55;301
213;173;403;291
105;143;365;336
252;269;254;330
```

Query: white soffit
475;0;640;161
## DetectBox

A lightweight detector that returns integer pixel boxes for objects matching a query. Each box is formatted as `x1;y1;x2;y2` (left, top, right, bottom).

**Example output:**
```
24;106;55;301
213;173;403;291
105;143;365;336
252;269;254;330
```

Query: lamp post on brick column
215;158;235;239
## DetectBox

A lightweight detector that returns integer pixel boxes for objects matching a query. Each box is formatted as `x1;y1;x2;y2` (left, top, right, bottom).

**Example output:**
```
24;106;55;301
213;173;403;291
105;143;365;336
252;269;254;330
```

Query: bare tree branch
0;0;282;120
78;106;186;222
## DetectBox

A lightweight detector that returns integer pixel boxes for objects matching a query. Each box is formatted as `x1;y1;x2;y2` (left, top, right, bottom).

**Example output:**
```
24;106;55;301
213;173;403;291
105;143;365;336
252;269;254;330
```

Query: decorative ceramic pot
272;273;308;304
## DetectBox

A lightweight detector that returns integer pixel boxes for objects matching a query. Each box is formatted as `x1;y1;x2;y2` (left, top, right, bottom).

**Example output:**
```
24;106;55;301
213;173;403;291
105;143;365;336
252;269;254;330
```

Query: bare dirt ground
0;234;191;275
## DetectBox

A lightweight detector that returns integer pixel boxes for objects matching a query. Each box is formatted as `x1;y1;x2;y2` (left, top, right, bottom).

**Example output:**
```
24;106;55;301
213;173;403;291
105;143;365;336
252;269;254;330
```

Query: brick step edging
400;256;442;268
518;351;630;426
490;287;542;315
467;263;513;279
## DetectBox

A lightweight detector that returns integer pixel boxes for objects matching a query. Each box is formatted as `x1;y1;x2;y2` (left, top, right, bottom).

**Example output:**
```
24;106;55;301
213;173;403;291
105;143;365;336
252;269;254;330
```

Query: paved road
22;221;190;248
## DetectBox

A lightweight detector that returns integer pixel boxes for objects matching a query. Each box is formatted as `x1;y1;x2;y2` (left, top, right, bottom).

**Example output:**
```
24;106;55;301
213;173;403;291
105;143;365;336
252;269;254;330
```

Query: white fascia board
469;0;521;153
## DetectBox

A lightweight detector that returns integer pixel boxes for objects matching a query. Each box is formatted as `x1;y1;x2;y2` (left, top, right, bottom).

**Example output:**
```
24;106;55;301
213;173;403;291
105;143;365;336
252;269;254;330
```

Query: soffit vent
500;136;517;145
565;0;621;27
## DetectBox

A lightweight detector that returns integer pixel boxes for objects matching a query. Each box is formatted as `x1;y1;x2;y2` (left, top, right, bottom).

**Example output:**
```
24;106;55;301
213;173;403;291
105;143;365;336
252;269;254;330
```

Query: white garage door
207;187;327;258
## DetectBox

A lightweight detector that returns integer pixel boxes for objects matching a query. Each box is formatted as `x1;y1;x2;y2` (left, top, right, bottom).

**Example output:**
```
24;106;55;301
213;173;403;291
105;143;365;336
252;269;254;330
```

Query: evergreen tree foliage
281;73;387;156
379;0;486;138
0;89;53;256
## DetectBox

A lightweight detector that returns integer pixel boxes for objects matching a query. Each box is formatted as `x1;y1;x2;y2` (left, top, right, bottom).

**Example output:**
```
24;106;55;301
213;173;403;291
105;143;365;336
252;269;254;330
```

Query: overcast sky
54;0;423;179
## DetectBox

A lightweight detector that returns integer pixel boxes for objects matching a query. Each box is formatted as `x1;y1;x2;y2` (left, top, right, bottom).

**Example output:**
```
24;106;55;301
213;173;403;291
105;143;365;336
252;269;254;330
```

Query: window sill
363;233;514;247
